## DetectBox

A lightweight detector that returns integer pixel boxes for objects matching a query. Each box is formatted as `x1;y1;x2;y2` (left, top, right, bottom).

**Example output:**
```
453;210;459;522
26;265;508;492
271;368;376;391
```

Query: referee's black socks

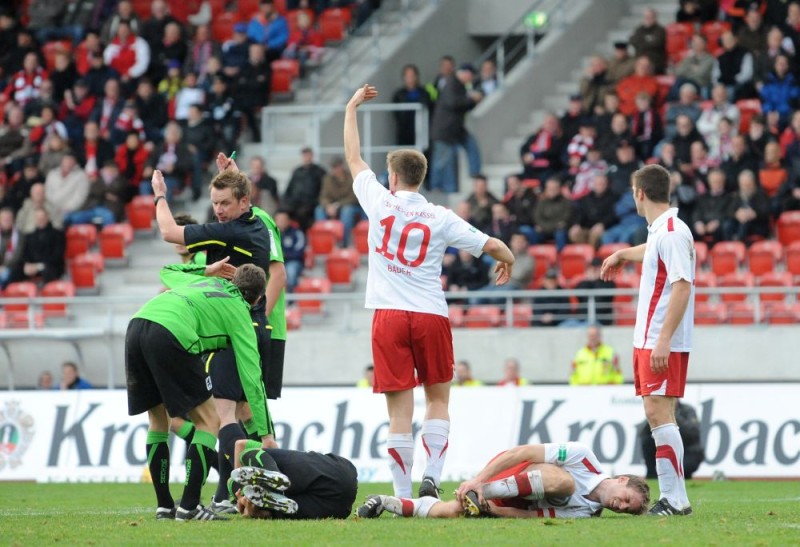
214;423;245;503
180;430;217;511
146;431;173;509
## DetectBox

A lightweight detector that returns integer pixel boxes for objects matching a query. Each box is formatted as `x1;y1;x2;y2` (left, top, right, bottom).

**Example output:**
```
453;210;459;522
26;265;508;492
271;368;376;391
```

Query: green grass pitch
0;480;797;545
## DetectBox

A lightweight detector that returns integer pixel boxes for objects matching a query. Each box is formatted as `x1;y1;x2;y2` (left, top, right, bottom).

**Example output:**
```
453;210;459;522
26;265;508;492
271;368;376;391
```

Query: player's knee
553;474;576;497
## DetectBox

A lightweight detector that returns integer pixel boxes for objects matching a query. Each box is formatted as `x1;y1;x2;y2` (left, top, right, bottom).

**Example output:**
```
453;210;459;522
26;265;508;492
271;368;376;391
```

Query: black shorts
264;338;285;400
125;318;211;418
208;315;271;402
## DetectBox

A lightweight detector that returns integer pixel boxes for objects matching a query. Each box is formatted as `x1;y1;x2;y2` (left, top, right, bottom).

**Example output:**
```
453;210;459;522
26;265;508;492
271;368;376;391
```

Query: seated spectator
725;169;771;242
100;0;141;44
27;105;68;155
446;249;489;292
497;358;529;386
44;153;90;227
593;91;620;134
0;106;29;172
199;56;225;95
665;84;702;140
681;140;718;190
235;43;271;143
134;78;168;143
519;113;563;182
60;361;92;390
392;64;432;146
274;210;304;292
186;24;221;84
630;92;662;160
532;177;573;250
76;30;103;77
174;72;205;122
139;0;179;60
183;104;216;200
760;54;800;127
60;79;97;143
671;114;706;164
15;183;61;234
692;168;734;246
27;0;68;44
484;203;517;246
568;146;608;201
49;49;78;105
206;77;240;152
737;6;768;55
284;9;324;76
569;325;622;385
745;114;771;161
669;170;698;225
465;174;499;231
150;21;187;85
1;52;48;107
356;365;374;388
103;20;150;85
677;0;718;23
23;77;57;120
157;60;184;101
248;0;289;62
531;268;570;327
568;174;618;248
1;27;37;77
754;26;790;87
222;24;252;78
598;112;633;163
0;207;20;288
673;34;715;99
573;259;616;326
561;94;586;141
472;232;533;303
781;110;800;179
712;31;755;101
77;121;115;181
566;120;597;165
64;160;127;227
110;100;146;147
759;140;788;202
629;7;667;74
248;156;279;215
90;78;125;142
141;122;192;200
477;58;499;97
722;134;759;191
38;133;70;176
616;56;660;116
502;174;536;242
601;187;647;246
606;41;635;84
6;159;43;214
777;171;800;213
314;157;360;246
579;56;612;115
283;147;326;230
697;84;741;148
10;207;65;284
707;116;737;162
607;139;641;195
38;371;54;390
454;360;483;387
115;131;151;202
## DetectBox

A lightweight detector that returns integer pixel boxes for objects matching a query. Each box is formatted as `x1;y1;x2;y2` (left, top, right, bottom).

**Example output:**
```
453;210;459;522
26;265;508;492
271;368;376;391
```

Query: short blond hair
387;149;427;187
210;170;251;201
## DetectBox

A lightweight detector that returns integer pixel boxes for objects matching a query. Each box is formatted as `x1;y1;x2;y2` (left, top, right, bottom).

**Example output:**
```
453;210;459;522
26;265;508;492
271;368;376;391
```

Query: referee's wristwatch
154;195;167;206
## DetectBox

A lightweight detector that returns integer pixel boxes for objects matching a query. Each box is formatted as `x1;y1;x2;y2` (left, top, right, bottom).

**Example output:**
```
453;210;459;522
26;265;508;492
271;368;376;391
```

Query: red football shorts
632;348;689;397
371;309;454;393
484;451;534;509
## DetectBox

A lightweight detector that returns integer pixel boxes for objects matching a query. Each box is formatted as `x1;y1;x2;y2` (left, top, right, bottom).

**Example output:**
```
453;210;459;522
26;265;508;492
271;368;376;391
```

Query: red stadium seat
270;68;294;101
353;220;370;255
99;223;134;263
776;211;800;246
511;303;533;327
125;196;155;233
319;10;346;43
717;271;754;302
694;270;717;302
785;241;800;279
694;241;708;268
285;306;302;330
294;277;331;314
464;305;503;328
764;302;800;324
308;220;344;256
70;253;103;294
40;280;75;318
2;281;37;312
211;13;238;43
747;240;783;276
131;0;152;19
736;99;762;134
614;302;637;326
709;241;746;276
272;59;300;80
325;253;354;286
65;224;97;259
558;244;594;280
612;272;640;303
527;244;557;286
727;302;757;325
694;302;727;325
239;0;261;18
655;74;675;103
702;21;731;56
666;22;693;64
596;243;629;262
274;0;288;14
757;271;792;302
448;304;465;328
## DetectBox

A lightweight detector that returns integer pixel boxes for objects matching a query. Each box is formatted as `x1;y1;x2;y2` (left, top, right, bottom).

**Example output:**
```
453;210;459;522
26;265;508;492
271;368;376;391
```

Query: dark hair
632;164;670;204
402;64;419;77
232;264;267;305
387;149;427;187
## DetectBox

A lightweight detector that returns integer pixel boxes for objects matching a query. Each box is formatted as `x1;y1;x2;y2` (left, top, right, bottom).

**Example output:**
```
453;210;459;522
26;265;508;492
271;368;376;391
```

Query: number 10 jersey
354;169;489;318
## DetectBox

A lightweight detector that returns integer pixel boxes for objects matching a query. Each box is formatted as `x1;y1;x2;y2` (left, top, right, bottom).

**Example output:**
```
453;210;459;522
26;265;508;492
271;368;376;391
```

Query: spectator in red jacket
2;52;48;107
284;9;324;77
616;56;660;116
114;131;151;201
59;79;96;143
103;20;151;85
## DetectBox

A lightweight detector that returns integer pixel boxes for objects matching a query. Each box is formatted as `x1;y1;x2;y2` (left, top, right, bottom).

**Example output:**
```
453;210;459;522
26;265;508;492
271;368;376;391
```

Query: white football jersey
353;170;489;317
633;208;695;351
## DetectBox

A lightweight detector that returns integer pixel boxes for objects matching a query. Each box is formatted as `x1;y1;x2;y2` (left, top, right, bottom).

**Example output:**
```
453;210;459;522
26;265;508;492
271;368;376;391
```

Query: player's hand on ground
347;84;378;109
494;262;512;286
205;256;237;279
216;152;239;173
455;478;485;507
151;169;167;197
600;253;623;281
651;338;670;374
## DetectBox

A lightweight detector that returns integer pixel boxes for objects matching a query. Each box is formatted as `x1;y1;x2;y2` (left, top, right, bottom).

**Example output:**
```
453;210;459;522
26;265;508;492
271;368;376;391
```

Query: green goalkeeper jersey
133;263;270;436
252;207;287;341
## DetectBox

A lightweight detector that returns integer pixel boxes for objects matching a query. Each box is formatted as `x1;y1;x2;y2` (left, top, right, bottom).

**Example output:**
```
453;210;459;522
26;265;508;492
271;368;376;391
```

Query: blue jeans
531;228;568;251
63;206;116;227
429;133;482;193
139;176;181;201
314;203;363;247
285;259;304;292
601;222;644;245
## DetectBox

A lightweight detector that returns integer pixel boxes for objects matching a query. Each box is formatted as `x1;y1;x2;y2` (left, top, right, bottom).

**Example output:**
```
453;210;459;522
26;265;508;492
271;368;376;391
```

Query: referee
151;167;275;513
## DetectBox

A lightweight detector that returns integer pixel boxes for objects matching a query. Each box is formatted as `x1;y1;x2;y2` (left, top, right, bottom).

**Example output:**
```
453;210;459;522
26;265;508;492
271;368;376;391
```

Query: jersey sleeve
658;231;694;285
352;169;389;219
266;222;284;263
159;263;207;288
543;442;595;468
227;310;271;437
444;210;490;257
183;222;239;254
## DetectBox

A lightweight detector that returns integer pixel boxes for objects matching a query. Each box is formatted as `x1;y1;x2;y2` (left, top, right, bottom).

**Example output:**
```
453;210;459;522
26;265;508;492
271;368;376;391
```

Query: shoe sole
231;466;291;492
463;491;482;517
243;485;298;514
175;508;229;521
356;495;384;519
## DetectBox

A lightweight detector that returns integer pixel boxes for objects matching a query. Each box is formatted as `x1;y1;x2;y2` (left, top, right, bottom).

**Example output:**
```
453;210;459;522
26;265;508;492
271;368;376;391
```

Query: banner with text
1;384;798;483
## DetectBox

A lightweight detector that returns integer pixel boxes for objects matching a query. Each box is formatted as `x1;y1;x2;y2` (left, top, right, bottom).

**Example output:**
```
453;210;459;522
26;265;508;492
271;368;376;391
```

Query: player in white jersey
356;442;650;519
344;84;515;501
600;164;695;516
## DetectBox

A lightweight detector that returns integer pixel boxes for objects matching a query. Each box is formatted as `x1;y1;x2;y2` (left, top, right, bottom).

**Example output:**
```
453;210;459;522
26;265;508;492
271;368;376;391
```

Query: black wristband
154;195;166;206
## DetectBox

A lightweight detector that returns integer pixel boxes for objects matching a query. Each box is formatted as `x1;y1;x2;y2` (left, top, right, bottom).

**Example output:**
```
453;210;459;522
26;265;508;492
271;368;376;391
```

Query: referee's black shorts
263;337;285;400
208;313;271;402
125;318;211;418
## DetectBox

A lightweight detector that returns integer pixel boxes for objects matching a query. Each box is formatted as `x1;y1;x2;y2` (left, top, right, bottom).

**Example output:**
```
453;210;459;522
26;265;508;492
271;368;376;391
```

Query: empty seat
717;272;754;302
596;243;629;262
757;271;792;302
325;252;355;286
694;302;727;325
709;241;746;276
727;302;757;325
40;280;75;318
464;305;503;328
764;302;800;324
353;220;370;255
211;12;237;42
125;196;155;232
735;99;762;134
308;220;344;256
238;0;261;18
448;304;465;328
319;9;346;43
285;306;302;330
99;223;134;263
511;303;533;327
776;211;800;246
70;253;103;294
65;224;98;259
694;270;717;302
701;20;731;55
694;241;708;268
271;58;300;80
527;244;557;285
294;277;331;314
614;302;637;326
786;241;800;278
747;240;783;276
612;272;640;303
270;68;294;101
558;244;594;280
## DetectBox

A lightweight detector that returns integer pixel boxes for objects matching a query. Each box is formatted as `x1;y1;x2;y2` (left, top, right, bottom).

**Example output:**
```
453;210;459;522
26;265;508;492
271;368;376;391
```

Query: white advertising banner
1;385;798;483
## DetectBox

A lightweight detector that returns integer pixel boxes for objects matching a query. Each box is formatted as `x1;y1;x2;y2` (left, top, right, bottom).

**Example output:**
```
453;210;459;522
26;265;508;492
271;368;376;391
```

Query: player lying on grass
230;439;358;520
357;442;650;519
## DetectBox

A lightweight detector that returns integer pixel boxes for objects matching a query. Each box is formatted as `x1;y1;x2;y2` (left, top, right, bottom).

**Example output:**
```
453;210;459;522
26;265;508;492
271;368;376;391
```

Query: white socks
383;495;439;518
652;423;690;508
387;433;414;498
421;419;450;486
483;469;545;500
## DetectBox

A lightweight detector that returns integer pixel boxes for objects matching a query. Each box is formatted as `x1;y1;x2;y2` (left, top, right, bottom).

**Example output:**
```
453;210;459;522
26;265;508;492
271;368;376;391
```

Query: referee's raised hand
216;152;239;173
151;169;167;197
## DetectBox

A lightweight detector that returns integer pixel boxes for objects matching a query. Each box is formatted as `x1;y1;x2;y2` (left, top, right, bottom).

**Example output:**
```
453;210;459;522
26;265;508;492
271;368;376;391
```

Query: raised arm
152;170;185;244
344;84;378;177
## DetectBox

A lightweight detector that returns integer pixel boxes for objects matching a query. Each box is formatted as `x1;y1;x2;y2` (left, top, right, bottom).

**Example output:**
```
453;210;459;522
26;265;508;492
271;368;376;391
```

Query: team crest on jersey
0;400;34;470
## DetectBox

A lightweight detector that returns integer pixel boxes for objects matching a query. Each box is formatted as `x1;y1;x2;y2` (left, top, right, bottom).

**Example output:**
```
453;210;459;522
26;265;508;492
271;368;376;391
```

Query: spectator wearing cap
392;64;432;146
248;0;289;62
103;19;151;84
616;56;660;117
601;176;647;246
673;34;715;100
531;268;569;327
630;92;662;160
44;153;90;226
665;84;702;140
606;41;635;84
174;72;205;122
568;173;617;249
9;206;65;285
101;1;141;44
712;31;754;102
532;177;573;251
519;113;563;182
629;7;667;74
314;156;361;246
579;56;612;115
222;23;253;77
429;62;483;193
571;259;616;326
234;43;271;143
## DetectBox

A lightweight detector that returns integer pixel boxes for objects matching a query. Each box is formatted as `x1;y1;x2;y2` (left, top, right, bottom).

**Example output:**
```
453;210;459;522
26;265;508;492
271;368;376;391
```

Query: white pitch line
0;508;152;517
